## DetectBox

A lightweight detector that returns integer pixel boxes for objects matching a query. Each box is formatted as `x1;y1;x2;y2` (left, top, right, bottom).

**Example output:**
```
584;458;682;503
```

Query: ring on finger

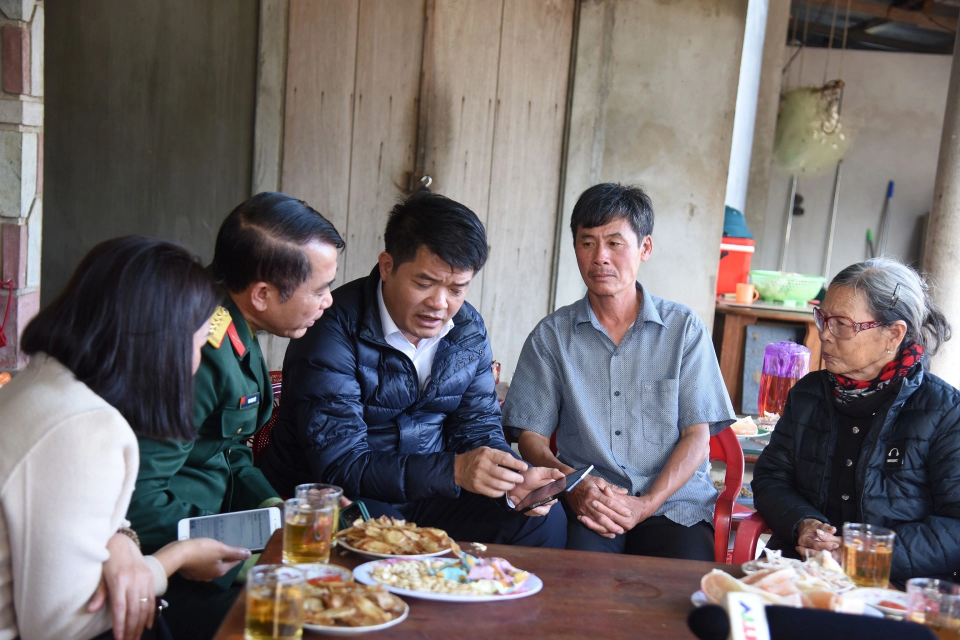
139;597;150;603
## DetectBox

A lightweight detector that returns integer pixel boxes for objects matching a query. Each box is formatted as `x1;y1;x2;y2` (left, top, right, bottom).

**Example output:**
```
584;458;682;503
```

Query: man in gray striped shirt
502;183;735;560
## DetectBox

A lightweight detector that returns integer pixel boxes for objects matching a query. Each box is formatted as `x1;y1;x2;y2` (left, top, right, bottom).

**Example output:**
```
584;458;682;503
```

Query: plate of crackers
336;516;454;559
303;581;409;635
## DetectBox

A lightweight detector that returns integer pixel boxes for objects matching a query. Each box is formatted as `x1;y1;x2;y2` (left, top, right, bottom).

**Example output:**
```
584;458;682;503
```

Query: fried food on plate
303;582;406;628
731;416;758;436
337;516;453;555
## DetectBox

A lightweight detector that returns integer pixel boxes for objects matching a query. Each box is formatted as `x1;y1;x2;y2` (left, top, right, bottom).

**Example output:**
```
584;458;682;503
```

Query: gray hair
830;257;952;357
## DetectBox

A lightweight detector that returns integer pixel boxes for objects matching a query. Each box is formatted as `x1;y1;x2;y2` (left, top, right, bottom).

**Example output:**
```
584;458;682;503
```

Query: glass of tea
294;483;343;538
245;564;304;640
283;498;335;564
907;579;960;640
841;523;895;587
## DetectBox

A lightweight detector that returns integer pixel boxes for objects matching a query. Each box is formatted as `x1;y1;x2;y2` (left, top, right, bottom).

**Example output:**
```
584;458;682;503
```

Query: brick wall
0;0;42;370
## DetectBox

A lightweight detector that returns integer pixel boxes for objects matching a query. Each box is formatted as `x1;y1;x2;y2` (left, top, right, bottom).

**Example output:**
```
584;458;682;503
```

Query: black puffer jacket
259;267;513;503
753;365;960;581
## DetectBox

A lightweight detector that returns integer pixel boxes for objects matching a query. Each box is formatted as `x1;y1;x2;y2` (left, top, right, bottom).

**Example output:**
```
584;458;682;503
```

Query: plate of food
690;588;882;618
303;581;409;635
843;588;909;617
756;412;780;433
741;549;854;592
730;416;772;441
696;549;865;615
353;554;543;602
337;516;454;560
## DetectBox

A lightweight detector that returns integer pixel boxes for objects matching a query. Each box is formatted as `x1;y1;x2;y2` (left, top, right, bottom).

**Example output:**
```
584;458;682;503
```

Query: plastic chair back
709;427;744;563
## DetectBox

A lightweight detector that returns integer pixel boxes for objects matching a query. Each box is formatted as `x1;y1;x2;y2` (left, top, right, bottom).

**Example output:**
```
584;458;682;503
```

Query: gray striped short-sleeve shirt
502;284;736;527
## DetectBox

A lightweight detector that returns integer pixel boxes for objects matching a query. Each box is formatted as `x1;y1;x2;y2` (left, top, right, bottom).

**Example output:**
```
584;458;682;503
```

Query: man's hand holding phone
508;467;566;517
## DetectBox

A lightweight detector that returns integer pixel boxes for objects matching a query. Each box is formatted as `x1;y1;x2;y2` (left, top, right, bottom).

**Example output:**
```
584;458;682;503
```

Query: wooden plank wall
282;0;358;275
280;0;575;379
343;0;425;280
417;0;503;309
482;0;575;377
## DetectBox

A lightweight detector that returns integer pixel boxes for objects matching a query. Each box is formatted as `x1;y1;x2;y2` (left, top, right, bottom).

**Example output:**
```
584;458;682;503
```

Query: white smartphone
176;507;282;552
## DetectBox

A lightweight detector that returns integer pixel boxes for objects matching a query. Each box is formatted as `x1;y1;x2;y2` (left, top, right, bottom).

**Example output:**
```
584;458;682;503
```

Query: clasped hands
568;476;657;538
454;446;565;517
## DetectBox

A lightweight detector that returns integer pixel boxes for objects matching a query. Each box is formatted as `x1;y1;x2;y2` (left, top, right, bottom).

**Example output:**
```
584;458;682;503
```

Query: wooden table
213;532;740;639
713;301;822;414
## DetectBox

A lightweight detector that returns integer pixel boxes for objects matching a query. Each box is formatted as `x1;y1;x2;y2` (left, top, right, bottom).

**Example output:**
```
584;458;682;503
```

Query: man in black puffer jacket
259;192;566;547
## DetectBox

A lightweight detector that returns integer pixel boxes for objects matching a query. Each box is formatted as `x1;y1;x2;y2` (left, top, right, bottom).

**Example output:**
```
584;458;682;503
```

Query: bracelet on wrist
117;527;141;550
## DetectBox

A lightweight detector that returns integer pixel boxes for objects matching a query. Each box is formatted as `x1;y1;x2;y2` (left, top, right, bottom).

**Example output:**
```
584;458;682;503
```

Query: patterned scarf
828;342;923;404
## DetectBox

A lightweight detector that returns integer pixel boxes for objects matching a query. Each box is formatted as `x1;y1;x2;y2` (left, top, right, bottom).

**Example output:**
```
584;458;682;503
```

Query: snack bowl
336;516;454;559
337;537;452;560
303;602;408;636
302;580;409;635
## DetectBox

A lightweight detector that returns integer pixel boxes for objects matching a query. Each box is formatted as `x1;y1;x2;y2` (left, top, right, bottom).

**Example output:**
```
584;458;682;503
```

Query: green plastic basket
749;270;825;303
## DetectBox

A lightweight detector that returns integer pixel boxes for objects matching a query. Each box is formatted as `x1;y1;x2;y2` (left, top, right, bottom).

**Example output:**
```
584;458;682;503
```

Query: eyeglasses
813;306;885;339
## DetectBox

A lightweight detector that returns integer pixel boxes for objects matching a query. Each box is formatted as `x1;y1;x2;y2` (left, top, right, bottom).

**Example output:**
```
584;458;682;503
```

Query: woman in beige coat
0;237;251;640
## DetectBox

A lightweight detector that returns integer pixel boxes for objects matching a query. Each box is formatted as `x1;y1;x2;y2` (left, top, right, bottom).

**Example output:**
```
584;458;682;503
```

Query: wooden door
279;0;575;380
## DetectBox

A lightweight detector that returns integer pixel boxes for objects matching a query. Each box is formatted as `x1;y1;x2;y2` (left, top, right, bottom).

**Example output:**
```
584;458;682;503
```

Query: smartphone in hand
513;465;594;513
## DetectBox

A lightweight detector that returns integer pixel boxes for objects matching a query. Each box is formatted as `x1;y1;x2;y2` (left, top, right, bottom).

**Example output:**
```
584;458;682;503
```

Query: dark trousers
358;491;567;549
562;499;715;560
160;575;242;640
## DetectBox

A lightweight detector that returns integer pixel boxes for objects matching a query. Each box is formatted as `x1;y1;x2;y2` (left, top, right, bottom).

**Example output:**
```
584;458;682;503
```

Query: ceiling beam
803;18;955;52
800;0;956;33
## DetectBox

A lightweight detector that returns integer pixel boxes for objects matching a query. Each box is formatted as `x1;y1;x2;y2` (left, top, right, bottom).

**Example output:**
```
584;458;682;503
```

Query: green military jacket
127;295;279;556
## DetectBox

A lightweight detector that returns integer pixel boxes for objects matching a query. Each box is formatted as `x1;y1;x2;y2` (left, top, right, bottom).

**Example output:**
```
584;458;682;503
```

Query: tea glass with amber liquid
842;523;895;588
283;498;335;564
294;483;342;540
245;564;304;640
907;579;960;640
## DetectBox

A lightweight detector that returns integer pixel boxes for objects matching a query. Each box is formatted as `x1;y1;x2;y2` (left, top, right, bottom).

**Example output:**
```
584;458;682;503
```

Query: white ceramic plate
303;601;409;636
336;537;452;560
844;588;909;617
736;431;771;442
353;559;543;602
690;590;882;617
741;558;804;574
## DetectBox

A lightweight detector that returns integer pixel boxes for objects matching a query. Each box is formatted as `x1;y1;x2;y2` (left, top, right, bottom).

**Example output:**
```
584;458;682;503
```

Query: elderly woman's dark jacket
753;365;960;581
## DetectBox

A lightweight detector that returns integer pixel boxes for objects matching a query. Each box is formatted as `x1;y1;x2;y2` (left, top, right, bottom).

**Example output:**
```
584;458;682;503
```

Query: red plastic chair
550;428;745;563
251;371;283;464
709;427;744;563
731;510;772;564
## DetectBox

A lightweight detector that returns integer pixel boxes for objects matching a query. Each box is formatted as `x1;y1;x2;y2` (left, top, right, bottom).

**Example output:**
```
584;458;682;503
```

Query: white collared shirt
377;281;455;390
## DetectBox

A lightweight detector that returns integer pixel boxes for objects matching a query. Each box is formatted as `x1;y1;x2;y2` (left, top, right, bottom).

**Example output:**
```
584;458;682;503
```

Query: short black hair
384;191;488;273
22;236;219;441
213;192;345;302
570;183;654;243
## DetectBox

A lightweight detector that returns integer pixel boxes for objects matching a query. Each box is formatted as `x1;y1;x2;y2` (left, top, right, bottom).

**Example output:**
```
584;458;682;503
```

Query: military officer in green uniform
127;192;344;640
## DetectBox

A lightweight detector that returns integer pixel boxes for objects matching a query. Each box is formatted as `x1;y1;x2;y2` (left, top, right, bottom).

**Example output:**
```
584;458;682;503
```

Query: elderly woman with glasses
752;257;959;583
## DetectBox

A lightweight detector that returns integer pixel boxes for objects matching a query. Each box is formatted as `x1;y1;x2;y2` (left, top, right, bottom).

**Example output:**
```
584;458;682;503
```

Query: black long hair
22;236;219;440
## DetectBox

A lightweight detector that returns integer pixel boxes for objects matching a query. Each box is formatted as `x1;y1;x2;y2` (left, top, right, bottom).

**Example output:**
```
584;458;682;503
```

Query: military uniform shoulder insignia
207;306;232;349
